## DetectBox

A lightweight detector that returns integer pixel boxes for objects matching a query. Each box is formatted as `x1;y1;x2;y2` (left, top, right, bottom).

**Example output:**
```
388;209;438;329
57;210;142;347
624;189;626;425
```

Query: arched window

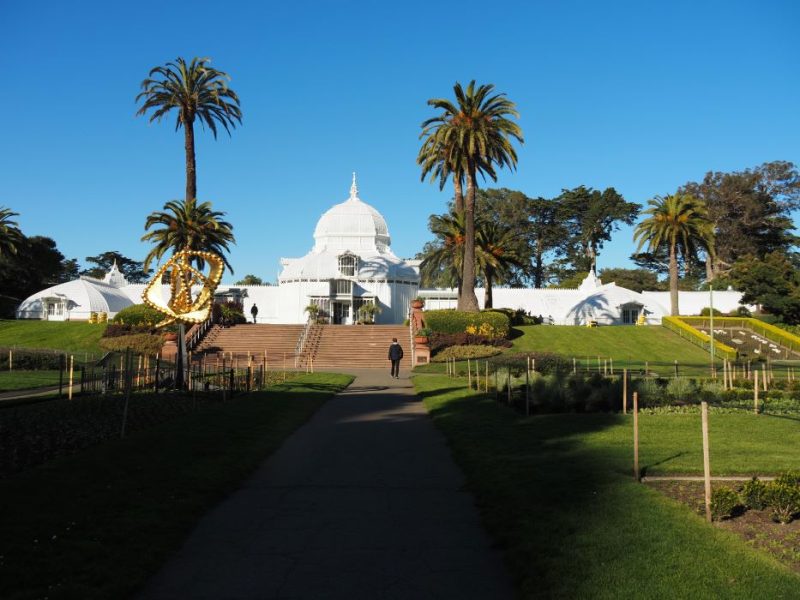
338;254;357;277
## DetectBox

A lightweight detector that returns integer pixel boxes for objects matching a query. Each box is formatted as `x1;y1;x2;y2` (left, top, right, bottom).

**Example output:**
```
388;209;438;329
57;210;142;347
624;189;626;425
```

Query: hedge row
662;316;738;360
424;310;511;339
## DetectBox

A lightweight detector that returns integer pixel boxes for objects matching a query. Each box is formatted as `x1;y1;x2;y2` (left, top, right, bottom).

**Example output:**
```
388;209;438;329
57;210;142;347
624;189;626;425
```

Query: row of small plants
712;472;800;524
431;345;503;362
636;377;800;412
468;353;800;414
0;369;302;477
0;347;74;370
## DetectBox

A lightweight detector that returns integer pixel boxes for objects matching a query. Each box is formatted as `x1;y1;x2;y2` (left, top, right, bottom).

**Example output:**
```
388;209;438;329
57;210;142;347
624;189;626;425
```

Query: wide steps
195;324;304;360
308;325;411;368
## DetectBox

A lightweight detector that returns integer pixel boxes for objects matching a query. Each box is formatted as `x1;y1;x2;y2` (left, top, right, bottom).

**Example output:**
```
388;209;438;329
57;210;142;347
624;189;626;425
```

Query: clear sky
1;0;798;284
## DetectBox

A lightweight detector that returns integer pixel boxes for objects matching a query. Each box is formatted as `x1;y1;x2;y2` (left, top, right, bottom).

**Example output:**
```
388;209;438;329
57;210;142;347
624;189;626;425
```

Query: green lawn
414;374;800;599
0;369;62;392
0;320;106;356
0;372;353;600
511;324;719;376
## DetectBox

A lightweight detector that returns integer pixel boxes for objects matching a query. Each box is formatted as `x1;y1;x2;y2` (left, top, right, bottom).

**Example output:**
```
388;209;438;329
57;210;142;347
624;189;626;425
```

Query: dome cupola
312;174;391;253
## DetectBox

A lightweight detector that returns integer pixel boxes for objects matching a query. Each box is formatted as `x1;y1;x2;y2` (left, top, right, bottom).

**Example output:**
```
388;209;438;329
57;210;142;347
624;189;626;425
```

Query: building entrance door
332;301;350;324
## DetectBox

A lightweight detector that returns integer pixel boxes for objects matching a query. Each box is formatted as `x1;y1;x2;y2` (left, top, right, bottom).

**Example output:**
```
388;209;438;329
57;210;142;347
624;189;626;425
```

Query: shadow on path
139;369;513;600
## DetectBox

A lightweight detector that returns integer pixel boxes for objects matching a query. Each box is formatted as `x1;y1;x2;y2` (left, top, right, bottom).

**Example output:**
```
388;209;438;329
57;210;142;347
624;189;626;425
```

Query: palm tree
136;57;242;203
476;220;524;309
419;81;523;312
0;207;22;257
419;211;466;290
634;194;715;316
420;210;522;308
142;198;235;273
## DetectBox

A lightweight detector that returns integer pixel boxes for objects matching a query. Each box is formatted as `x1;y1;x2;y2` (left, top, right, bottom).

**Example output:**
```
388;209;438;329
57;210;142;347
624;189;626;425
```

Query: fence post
494;367;498;401
59;354;65;398
622;368;628;414
754;369;759;414
467;358;472;390
485;360;489;393
8;349;11;372
701;400;712;523
674;360;679;378
573;357;576;374
68;355;74;400
507;369;511;405
632;391;639;481
525;366;530;416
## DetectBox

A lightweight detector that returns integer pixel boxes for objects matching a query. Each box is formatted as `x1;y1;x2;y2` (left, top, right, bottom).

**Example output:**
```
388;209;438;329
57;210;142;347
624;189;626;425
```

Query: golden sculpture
142;249;224;328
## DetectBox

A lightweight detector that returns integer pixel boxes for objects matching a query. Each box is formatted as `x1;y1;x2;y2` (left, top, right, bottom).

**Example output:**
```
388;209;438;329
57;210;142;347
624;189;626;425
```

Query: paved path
139;369;513;600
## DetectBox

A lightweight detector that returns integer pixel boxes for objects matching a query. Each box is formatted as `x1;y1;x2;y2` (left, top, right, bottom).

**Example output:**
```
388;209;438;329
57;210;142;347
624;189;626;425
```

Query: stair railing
185;315;213;352
294;318;313;368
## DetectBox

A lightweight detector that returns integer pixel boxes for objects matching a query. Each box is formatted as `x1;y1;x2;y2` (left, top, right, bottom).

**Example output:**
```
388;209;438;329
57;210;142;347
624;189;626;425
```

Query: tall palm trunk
453;175;464;214
459;168;480;312
178;115;196;390
669;243;680;316
183;117;197;202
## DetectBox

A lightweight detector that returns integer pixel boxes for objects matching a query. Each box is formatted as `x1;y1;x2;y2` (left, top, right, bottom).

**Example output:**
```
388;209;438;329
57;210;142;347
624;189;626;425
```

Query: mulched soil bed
647;480;800;572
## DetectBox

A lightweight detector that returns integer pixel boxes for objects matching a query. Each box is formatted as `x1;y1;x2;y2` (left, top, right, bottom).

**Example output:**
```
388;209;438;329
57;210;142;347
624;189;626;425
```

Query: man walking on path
388;337;403;378
250;304;258;323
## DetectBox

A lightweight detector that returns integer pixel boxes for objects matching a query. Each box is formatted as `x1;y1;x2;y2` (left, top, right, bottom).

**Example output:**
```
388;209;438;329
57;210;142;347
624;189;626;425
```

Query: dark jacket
388;342;404;361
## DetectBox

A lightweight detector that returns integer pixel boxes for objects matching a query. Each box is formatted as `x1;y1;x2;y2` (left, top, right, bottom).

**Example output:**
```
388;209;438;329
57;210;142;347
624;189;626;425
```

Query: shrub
740;477;768;510
0;348;64;370
700;307;724;316
665;377;697;403
424;309;511;339
429;332;512;354
98;333;165;356
711;487;743;520
213;301;246;325
763;481;800;524
775;470;800;487
103;323;151;338
486;308;539;326
489;353;571;376
431;345;503;362
734;306;752;317
112;304;166;327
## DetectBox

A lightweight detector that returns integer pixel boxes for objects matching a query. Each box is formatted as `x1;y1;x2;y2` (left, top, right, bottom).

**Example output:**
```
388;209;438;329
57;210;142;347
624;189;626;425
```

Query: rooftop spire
349;172;358;200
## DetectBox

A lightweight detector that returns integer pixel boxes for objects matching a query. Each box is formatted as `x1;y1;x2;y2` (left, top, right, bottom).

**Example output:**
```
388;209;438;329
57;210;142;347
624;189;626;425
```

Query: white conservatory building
263;175;421;324
16;176;422;325
15;175;752;325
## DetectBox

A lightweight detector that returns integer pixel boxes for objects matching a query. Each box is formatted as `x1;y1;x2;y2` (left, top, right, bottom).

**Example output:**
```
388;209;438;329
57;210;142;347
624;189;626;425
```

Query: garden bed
648;479;800;572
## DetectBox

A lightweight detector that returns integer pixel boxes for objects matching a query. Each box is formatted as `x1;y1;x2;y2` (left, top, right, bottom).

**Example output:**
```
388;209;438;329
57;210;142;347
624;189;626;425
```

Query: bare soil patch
647;479;800;572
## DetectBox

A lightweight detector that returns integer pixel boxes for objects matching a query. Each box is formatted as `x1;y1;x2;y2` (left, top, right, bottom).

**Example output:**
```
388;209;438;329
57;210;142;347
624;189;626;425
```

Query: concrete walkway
139;369;513;600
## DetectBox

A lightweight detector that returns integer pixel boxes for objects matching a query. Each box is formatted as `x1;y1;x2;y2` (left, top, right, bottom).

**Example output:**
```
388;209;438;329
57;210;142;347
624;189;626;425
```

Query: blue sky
1;0;798;284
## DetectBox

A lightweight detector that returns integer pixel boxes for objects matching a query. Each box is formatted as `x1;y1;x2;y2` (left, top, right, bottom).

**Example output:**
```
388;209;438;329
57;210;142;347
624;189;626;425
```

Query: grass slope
0;320;106;355
511;325;717;375
0;372;353;600
414;374;800;599
0;370;61;391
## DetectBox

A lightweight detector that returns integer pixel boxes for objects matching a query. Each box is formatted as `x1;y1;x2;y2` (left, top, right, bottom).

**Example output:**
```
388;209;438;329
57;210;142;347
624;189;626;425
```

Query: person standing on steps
388;337;403;378
250;304;259;324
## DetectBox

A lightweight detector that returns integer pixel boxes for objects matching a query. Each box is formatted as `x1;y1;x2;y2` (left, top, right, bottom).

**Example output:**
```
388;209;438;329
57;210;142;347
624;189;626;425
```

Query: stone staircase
194;324;305;364
192;323;412;370
301;324;411;369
